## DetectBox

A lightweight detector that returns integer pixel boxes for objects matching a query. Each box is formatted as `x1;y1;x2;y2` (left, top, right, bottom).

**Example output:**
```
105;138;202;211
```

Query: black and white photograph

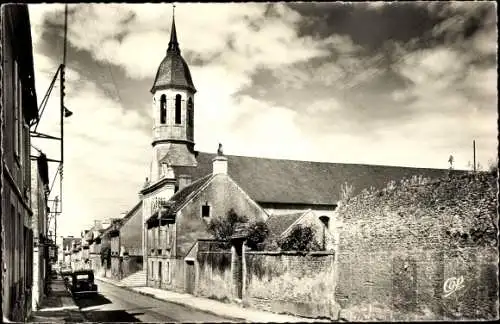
1;1;498;322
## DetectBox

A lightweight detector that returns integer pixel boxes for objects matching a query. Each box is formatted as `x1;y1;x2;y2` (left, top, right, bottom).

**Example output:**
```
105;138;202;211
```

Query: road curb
96;278;245;322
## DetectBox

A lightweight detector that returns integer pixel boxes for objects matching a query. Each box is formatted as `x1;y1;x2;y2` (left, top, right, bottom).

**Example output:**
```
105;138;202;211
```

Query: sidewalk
29;276;87;323
96;275;329;323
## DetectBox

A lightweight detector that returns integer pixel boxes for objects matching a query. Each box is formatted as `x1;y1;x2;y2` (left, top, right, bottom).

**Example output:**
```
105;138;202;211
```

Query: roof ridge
197;151;452;171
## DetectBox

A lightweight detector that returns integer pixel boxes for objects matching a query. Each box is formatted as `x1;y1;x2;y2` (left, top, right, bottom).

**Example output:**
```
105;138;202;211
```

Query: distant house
137;15;453;296
69;238;82;270
117;202;143;279
87;220;106;271
86;209;143;281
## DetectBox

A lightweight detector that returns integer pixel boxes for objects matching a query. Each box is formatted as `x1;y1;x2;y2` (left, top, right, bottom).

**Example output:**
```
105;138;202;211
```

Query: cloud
48;3;329;82
29;3;498;237
30;51;151;236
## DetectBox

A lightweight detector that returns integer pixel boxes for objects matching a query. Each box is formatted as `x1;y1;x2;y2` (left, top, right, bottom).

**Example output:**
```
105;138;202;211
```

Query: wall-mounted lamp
64;106;73;118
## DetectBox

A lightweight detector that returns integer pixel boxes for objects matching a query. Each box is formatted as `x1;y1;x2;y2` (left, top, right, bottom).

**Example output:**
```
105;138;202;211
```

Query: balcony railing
151;197;174;215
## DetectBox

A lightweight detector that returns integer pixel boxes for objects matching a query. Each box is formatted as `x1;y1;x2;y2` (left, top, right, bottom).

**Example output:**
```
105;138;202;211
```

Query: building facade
30;154;49;311
1;4;39;322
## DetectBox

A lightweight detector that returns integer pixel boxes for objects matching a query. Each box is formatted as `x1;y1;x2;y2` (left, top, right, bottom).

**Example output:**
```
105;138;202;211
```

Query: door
158;261;162;288
233;244;243;299
185;261;195;294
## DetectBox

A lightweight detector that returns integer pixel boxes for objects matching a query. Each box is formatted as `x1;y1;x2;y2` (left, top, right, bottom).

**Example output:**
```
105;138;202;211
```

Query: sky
27;2;497;238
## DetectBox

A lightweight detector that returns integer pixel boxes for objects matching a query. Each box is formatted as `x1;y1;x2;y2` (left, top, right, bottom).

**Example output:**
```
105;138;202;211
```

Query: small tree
245;221;269;250
207;209;269;250
340;181;355;205
207;209;247;243
278;224;321;252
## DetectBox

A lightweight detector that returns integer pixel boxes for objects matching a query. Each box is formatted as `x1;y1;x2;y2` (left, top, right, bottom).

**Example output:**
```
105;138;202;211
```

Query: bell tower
149;8;197;182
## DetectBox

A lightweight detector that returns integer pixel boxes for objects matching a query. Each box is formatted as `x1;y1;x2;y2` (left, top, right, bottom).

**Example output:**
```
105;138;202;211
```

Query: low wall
244;251;337;319
195;251;233;302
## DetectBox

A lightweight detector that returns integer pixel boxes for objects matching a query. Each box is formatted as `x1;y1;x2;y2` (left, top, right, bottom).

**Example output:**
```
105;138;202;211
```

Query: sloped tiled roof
120;201;142;225
173;152;452;205
266;212;305;237
148;174;213;222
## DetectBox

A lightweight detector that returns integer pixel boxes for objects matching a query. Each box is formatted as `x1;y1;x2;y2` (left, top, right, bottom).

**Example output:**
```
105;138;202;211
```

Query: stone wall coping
197;238;228;242
246;250;335;256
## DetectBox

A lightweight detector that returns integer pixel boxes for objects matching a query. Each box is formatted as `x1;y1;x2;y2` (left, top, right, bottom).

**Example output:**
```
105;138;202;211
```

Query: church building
139;14;449;293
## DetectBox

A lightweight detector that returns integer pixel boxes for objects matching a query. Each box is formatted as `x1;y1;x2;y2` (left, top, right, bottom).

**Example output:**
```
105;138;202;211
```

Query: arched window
175;94;182;124
160;95;167;124
187;97;193;127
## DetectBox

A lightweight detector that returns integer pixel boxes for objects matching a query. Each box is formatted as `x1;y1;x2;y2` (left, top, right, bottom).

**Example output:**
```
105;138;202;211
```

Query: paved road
76;280;237;322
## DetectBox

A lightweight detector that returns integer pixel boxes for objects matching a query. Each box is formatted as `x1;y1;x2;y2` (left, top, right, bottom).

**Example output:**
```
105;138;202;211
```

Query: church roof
150;16;196;94
266;212;306;238
172;152;453;205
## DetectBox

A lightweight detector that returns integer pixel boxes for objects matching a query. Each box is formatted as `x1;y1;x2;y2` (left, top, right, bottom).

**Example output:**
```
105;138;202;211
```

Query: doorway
233;244;243;299
158;261;162;288
185;260;195;294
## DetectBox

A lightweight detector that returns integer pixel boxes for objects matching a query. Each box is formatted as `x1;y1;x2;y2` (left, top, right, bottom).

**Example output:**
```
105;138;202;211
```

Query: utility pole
473;140;476;172
53;196;59;245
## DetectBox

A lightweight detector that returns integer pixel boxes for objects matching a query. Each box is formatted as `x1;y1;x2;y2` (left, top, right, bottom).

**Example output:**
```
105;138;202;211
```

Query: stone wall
195;250;233;302
244;251;337;319
336;171;498;321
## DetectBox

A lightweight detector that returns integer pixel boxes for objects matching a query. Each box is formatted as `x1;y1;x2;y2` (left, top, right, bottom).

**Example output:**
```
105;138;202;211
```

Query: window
166;225;170;248
201;205;211;218
150;261;154;277
76;274;89;280
160;95;167;124
187;97;193;127
175;94;182;124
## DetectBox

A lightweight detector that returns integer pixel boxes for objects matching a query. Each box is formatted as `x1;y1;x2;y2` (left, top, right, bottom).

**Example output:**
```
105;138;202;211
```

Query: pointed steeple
167;4;180;55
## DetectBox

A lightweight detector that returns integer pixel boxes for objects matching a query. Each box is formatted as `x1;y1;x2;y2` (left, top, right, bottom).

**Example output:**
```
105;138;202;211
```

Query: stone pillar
230;223;249;301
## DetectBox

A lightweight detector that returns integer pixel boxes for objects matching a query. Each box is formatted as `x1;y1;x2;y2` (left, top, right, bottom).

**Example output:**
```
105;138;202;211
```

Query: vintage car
69;270;98;296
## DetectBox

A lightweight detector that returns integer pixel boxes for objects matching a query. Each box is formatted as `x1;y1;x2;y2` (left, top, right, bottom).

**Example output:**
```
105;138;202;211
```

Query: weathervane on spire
167;3;180;54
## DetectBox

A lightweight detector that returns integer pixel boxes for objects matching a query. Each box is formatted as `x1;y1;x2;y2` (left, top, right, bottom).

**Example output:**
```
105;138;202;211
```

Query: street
75;280;238;322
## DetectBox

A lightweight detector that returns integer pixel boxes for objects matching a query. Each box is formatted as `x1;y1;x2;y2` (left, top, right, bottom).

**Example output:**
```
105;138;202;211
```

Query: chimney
213;143;228;175
178;174;192;190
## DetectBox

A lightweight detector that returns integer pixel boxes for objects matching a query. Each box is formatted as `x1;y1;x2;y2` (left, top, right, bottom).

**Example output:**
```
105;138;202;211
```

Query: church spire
167;4;180;54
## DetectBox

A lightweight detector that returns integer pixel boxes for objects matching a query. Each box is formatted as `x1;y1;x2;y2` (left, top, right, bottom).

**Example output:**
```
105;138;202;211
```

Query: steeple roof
167;15;179;54
151;9;196;94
